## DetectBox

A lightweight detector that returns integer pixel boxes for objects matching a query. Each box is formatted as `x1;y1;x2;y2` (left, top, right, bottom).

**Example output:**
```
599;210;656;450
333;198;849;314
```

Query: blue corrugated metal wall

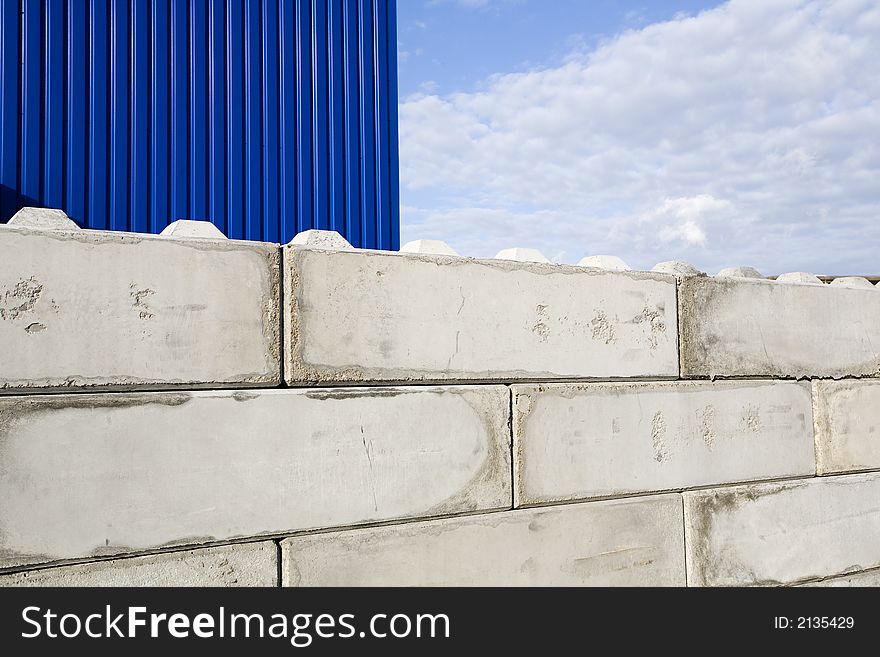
0;0;399;249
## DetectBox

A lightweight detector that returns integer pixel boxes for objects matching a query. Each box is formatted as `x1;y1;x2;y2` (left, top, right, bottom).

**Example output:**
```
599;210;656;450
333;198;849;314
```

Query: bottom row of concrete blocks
3;472;879;587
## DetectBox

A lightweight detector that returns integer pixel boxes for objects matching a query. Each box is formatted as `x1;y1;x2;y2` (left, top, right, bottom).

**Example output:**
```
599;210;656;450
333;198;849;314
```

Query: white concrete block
813;380;880;474
776;271;823;285
716;266;762;279
494;247;550;263
513;381;814;506
0;542;277;587
577;255;631;271
6;207;79;231
679;276;880;378
400;239;459;256
281;495;685;586
160;220;227;239
0;225;279;392
684;473;880;586
652;260;702;276
289;229;353;250
0;386;510;569
830;276;874;289
800;569;880;587
284;248;679;383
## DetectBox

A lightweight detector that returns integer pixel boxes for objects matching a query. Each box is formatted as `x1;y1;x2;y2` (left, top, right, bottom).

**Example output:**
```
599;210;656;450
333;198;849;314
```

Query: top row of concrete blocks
283;245;680;383
1;213;280;393
679;275;880;378
2;212;878;390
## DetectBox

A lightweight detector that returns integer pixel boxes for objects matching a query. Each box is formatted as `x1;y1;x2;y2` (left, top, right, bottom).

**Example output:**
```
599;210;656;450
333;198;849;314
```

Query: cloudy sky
396;0;880;275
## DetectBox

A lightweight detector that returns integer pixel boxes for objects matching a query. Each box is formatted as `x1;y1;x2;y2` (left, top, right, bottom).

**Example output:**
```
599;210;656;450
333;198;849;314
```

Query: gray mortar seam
0;505;515;577
9;371;880;398
508;384;515;511
275;539;284;587
680;494;689;588
3;374;835;398
278;246;289;389
512;472;823;511
789;563;880;587
4;470;876;579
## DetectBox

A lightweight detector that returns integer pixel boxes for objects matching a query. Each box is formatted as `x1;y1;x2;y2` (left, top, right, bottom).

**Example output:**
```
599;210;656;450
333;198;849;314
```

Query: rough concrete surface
812;380;880;474
683;473;880;586
281;495;685;586
513;381;814;505
0;225;280;392
7;207;79;231
0;386;510;569
679;276;880;378
284;247;679;383
0;542;277;587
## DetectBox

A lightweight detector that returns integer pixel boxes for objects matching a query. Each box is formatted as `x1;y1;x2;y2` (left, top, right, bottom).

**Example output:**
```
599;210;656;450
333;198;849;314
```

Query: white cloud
399;0;880;274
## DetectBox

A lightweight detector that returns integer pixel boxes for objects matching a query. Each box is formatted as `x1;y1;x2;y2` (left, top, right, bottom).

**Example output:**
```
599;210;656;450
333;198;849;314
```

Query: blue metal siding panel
208;0;227;234
88;0;109;229
66;1;88;227
0;0;20;221
21;0;42;207
151;0;171;233
0;0;399;249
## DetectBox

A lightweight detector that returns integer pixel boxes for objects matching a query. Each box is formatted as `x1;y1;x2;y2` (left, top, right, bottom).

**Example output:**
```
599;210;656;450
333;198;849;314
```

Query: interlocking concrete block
513;381;814;505
830;276;874;290
800;569;880;587
684;473;880;586
159;220;227;239
0;386;510;569
813;380;880;474
289;229;353;250
652;260;702;276
0;542;276;587
0;225;280;392
577;255;631;271
494;247;550;263
281;495;685;586
679;276;880;378
716;266;762;279
283;248;679;383
776;272;823;285
7;207;79;231
400;239;459;256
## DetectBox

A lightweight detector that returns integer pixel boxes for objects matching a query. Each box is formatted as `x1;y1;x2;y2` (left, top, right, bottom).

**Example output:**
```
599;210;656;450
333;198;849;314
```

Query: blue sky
398;0;722;97
395;0;880;275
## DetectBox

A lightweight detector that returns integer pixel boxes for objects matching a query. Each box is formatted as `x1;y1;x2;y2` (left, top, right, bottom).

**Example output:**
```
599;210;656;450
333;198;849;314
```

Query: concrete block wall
2;215;880;587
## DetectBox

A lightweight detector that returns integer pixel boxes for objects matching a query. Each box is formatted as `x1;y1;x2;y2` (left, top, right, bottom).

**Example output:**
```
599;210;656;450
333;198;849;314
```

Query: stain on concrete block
513;380;814;506
283;248;679;383
813;380;880;474
0;385;510;569
679;276;880;379
684;473;880;586
0;225;280;392
0;542;277;587
281;495;685;586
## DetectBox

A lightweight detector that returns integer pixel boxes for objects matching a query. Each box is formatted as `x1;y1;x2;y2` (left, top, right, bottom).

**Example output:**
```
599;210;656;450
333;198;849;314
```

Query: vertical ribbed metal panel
0;0;399;249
